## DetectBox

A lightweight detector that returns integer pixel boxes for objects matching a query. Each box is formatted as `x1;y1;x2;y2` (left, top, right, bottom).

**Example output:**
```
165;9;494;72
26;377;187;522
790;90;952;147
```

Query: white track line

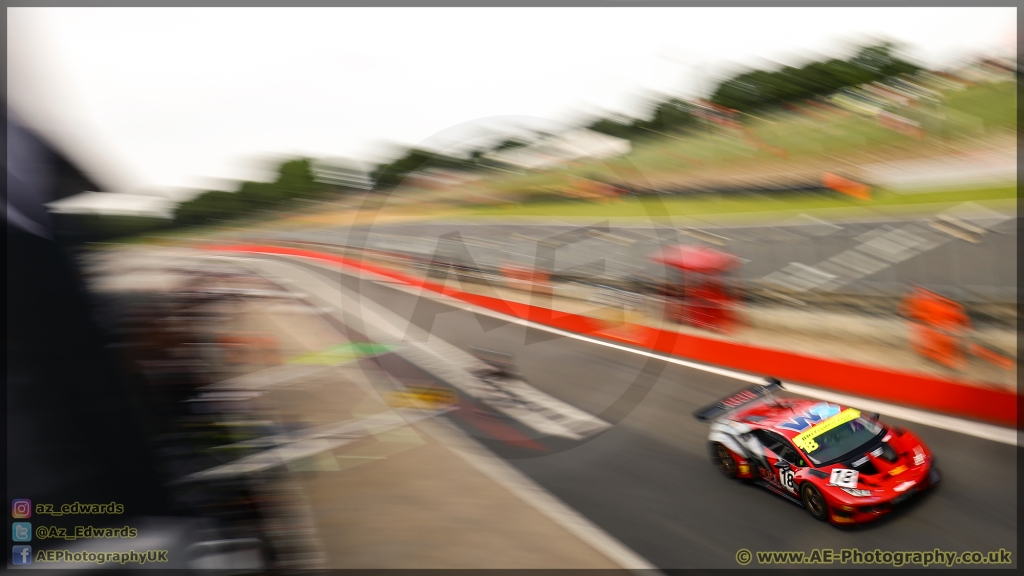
205;253;657;572
418;417;658;572
779;384;1017;446
209;252;1020;447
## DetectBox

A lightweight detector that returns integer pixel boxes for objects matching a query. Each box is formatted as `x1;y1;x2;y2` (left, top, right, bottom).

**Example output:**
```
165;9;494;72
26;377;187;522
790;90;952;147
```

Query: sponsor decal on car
894;481;916;493
792;408;861;453
722;390;759;408
776;403;842;433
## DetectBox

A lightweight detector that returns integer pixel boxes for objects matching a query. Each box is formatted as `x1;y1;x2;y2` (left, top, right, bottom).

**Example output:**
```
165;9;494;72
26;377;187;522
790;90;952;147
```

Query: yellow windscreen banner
793;408;861;453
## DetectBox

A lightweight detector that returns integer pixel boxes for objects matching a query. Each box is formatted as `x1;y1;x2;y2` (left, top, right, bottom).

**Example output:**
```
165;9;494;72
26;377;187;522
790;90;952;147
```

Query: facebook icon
12;545;32;565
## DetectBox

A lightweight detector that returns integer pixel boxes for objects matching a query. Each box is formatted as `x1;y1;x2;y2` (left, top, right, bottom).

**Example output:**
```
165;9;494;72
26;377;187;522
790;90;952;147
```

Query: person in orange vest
898;287;971;370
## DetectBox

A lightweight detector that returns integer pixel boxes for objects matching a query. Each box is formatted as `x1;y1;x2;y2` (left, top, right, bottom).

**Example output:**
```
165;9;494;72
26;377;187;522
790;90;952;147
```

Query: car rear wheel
801;484;829;522
711;443;738;478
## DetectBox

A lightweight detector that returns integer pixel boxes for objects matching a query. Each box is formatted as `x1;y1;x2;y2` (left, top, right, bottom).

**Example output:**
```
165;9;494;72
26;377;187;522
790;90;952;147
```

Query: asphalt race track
251;253;1017;569
262;213;1018;305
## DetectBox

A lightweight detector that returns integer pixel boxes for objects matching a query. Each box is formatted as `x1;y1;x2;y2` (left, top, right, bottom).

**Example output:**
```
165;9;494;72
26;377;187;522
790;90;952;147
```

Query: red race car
695;378;940;525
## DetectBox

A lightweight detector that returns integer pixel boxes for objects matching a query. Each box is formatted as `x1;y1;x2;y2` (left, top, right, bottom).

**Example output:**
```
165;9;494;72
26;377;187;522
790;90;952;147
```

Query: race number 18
829;468;859;488
779;468;796;493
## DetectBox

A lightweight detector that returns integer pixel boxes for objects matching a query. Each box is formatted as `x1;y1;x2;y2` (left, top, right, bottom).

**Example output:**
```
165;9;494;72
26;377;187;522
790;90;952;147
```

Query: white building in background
405;168;481;190
860;147;1016;193
46;191;178;219
485;129;631;170
312;158;374;190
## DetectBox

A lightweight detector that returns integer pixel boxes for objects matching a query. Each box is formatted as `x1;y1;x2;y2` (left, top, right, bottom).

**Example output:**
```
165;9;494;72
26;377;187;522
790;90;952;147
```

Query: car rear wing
693;378;784;423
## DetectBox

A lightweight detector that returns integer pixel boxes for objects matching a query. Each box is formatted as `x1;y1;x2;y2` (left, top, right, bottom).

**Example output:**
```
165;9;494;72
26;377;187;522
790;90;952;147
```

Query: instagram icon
12;499;31;518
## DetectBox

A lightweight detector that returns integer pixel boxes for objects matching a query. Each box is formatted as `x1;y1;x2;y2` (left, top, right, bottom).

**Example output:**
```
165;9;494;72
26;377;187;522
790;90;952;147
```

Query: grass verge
459;185;1017;220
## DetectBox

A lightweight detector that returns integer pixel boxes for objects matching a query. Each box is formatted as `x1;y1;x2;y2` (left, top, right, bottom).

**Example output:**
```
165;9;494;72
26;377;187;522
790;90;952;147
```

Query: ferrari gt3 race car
695;378;940;525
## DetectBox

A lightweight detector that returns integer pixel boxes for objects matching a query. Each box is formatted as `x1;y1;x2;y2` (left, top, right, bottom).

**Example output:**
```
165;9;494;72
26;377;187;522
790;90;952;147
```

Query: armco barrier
206;244;1018;428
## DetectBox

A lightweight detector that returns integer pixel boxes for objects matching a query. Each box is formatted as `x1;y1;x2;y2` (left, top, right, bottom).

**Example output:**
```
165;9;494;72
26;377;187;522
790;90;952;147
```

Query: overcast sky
7;7;1016;197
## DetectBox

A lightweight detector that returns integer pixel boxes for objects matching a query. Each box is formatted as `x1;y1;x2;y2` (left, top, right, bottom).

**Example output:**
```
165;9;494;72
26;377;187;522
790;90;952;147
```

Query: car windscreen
800;417;884;466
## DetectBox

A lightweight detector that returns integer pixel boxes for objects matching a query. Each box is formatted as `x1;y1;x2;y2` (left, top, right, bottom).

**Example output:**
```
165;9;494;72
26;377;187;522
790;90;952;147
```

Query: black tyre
801;483;829;522
711;442;738;478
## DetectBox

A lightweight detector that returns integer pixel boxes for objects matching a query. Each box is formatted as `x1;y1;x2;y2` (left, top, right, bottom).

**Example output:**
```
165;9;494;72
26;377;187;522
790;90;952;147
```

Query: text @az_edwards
34;502;124;516
35;525;137;540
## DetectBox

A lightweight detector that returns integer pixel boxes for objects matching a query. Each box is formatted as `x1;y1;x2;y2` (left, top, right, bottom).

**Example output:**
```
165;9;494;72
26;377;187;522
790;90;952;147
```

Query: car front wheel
801;483;829;522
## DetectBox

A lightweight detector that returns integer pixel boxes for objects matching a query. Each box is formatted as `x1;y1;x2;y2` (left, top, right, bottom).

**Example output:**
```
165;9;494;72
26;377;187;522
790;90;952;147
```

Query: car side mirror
865;412;881;421
773;461;790;470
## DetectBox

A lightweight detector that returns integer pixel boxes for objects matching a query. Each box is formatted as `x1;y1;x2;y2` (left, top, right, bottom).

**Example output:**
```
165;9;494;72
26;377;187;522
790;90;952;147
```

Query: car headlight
840;487;873;497
913;446;926;466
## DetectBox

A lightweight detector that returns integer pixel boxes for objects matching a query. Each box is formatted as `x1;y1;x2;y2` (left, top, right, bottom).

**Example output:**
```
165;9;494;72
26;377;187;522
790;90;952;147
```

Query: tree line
372;44;922;191
172;43;923;224
585;43;921;142
173;158;321;227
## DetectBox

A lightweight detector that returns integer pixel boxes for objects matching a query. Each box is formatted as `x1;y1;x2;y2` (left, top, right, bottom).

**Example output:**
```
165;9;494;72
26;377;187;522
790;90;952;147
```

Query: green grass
99;81;1015;245
460;185;1017;220
944;80;1017;130
286;343;395;365
456;81;1016;201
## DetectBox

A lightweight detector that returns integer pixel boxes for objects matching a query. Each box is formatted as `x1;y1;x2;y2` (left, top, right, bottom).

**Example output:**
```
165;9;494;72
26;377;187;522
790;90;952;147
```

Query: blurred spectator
898;286;971;369
7;105;173;516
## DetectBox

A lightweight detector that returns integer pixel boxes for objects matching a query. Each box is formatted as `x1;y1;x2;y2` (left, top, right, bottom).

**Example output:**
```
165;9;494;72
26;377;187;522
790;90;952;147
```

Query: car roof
730;397;853;440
